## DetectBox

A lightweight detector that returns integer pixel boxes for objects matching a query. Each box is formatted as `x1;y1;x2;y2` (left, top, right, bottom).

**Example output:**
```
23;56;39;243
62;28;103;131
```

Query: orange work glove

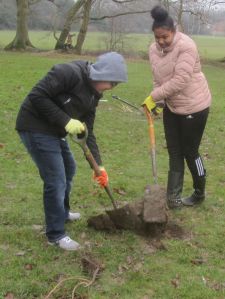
93;166;108;188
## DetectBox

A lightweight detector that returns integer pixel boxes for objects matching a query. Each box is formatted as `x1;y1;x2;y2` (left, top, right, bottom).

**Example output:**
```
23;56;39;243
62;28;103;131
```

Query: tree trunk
74;0;92;54
54;0;86;50
5;0;35;50
176;0;184;32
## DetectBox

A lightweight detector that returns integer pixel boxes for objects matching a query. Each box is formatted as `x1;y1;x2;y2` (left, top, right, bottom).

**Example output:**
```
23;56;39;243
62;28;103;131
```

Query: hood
89;52;128;83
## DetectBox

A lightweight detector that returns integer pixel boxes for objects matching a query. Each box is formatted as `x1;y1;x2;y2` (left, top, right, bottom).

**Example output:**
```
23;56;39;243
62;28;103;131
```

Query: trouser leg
163;107;184;208
163;106;184;173
180;108;209;205
19;132;68;242
60;138;76;218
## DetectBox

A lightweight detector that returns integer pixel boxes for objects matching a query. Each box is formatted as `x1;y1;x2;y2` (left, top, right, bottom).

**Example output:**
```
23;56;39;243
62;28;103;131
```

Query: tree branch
111;0;139;2
91;9;151;20
28;0;41;5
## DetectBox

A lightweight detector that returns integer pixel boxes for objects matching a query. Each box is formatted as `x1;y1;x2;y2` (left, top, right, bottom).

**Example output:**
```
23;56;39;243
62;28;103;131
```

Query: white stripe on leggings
195;157;204;176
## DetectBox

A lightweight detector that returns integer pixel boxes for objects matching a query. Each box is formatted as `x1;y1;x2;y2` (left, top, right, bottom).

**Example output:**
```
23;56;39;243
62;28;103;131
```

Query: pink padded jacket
149;32;211;115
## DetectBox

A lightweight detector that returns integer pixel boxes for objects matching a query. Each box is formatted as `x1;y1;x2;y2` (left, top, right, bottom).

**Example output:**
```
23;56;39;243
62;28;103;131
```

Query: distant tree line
2;0;225;52
0;0;75;30
1;0;224;33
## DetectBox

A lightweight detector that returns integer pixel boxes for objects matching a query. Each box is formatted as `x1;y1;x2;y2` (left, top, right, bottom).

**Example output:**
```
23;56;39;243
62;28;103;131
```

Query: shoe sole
48;241;81;251
182;199;204;206
48;240;81;249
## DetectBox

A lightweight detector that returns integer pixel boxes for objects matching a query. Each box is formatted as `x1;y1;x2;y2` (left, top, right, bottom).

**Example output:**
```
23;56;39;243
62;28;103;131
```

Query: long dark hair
151;6;175;32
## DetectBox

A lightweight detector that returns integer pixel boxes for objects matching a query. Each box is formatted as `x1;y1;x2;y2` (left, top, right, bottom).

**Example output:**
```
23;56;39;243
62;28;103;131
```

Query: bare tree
158;0;214;33
5;0;54;51
54;0;155;53
5;0;34;50
104;17;127;52
74;0;93;54
54;0;86;50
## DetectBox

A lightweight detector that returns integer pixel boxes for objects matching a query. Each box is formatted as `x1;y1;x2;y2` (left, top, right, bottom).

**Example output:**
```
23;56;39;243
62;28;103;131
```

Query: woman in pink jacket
143;6;211;208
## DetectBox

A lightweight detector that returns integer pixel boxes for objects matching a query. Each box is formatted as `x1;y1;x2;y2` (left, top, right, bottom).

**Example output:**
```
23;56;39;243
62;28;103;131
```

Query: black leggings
163;106;209;178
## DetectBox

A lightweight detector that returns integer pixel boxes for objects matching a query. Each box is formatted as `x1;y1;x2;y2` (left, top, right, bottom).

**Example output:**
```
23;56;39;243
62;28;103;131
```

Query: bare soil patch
88;185;187;240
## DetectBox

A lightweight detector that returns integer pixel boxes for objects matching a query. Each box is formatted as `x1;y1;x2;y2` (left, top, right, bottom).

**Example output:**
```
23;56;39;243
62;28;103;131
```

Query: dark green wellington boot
167;171;184;209
182;175;206;206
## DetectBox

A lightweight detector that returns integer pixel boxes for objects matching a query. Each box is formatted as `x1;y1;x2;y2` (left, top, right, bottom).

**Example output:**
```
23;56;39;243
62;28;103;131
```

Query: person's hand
93;166;108;188
142;95;163;116
65;119;85;135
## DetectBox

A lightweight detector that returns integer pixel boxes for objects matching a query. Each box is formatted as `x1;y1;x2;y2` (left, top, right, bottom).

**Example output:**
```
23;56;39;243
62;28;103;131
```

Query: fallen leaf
191;257;206;265
126;256;133;265
171;275;180;288
212;282;225;291
81;255;104;278
4;292;14;299
53;256;60;261
15;251;26;256
94;241;103;247
32;224;43;231
207;280;225;291
0;143;5;149
122;264;129;270
203;152;210;160
24;264;33;270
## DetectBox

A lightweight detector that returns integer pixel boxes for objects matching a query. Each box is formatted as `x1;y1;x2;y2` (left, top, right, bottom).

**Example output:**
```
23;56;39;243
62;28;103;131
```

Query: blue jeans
19;132;76;242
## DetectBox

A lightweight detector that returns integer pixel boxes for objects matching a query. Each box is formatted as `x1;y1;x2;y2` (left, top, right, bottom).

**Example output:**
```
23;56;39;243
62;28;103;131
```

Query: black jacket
16;60;102;164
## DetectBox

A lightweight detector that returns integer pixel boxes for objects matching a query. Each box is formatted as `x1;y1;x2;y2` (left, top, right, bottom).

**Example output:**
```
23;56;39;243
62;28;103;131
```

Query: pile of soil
88;185;169;237
78;185;187;293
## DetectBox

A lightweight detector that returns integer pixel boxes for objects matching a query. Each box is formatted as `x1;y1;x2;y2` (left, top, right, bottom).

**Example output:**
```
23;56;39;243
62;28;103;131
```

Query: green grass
0;47;225;298
0;30;225;60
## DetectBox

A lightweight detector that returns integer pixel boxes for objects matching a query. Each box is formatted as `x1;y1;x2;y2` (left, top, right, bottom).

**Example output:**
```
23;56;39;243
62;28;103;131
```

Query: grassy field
0;30;225;60
0;34;225;298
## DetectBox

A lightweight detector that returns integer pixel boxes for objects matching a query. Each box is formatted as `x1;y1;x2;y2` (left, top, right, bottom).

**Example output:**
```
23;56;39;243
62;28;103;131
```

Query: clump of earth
88;185;167;236
88;185;185;239
80;185;186;285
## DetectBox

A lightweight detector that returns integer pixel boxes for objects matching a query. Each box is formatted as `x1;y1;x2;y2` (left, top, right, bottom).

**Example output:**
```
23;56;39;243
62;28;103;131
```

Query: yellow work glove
142;95;163;116
65;119;85;135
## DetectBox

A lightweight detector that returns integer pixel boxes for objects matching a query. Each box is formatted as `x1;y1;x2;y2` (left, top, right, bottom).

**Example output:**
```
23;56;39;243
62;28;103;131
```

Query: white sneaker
67;212;81;221
48;236;80;251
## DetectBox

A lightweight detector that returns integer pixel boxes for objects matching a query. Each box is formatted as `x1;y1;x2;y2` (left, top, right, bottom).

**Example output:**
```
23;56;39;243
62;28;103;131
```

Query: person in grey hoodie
16;52;127;250
143;6;211;209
